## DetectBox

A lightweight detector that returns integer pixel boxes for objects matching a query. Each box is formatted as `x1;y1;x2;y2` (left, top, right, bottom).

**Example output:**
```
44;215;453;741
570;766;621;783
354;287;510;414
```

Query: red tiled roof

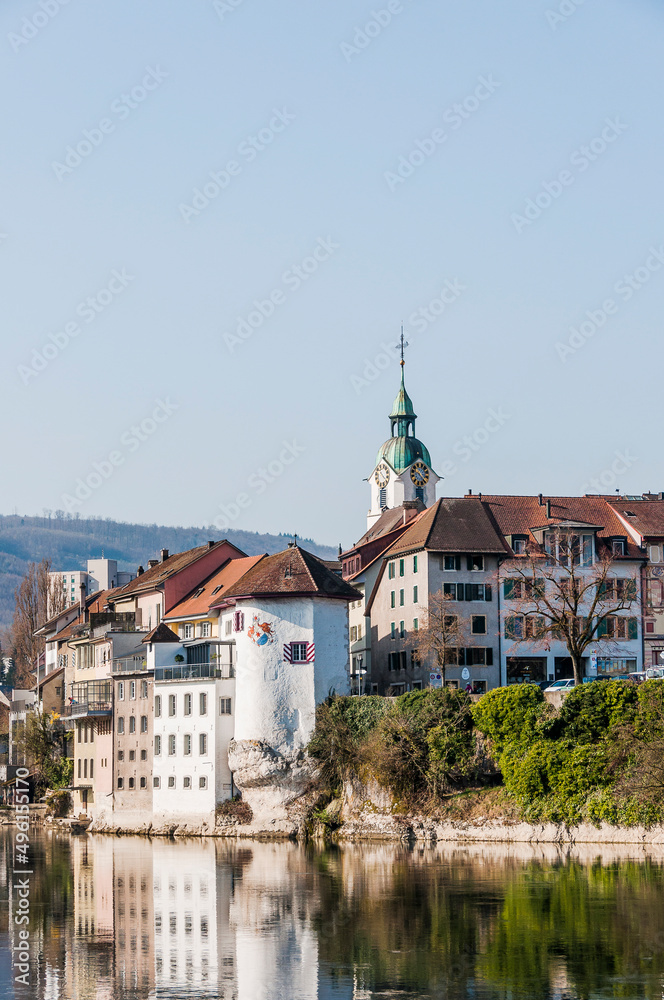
143;622;180;643
221;546;361;600
383;498;509;557
480;495;643;558
113;542;242;598
608;500;664;539
165;555;265;618
351;502;426;549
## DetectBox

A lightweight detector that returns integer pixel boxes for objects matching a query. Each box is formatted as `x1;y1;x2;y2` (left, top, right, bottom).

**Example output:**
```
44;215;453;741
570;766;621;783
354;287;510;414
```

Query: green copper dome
376;435;432;473
376;363;431;473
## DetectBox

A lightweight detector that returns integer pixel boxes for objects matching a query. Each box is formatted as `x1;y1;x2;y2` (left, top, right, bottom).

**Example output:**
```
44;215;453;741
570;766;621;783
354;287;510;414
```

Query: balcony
64;681;112;717
112;656;149;674
154;662;234;682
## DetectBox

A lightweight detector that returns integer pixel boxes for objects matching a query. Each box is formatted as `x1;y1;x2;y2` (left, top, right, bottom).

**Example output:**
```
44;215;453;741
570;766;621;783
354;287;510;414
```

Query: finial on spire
398;323;408;367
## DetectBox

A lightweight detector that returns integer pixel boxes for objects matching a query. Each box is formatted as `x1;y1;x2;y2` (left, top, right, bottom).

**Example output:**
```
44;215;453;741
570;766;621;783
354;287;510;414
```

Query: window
612;538;626;556
413;617;419;631
357;624;362;640
233;610;244;632
391;622;396;639
390;591;395;608
199;693;207;715
598;616;638;640
141;749;147;761
168;735;176;756
183;776;191;789
139;776;146;789
599;579;637;601
413;585;418;603
183;623;194;639
130;681;136;700
647;621;655;633
169;695;176;717
388;650;407;671
399;620;405;638
118;681;125;700
512;536;528;555
117;777;123;789
128;777;135;789
117;717;124;734
140;715;148;733
350;625;357;641
503;578;545;599
77;759;81;778
219;697;232;715
184;693;192;716
201;622;211;638
155;695;161;718
399;589;405;606
199;733;208;755
140;680;148;699
467;555;484;571
129;716;136;734
399;559;405;577
285;642;314;662
117;750;124;761
410;649;420;668
471;615;486;635
388;562;395;580
505;615;545;640
129;750;135;761
168;776;175;788
153;776;161;788
547;531;594;567
225;619;232;635
444;555;460;571
466;648;493;665
413;555;418;573
650;545;661;563
154;736;161;756
199;776;207;789
445;583;492;602
184;734;192;755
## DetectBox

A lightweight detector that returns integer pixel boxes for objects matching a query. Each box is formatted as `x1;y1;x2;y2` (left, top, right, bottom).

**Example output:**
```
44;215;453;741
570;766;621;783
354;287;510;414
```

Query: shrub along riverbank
308;680;664;827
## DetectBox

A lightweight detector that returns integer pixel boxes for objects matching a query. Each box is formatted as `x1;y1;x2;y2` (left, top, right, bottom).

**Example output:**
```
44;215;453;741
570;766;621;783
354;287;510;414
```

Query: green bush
472;684;544;755
551;679;638;743
635;680;664;739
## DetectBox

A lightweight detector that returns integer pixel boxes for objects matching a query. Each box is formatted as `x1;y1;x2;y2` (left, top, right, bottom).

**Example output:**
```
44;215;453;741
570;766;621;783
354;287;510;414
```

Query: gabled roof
382;498;509;558
46;588;120;643
112;541;243;598
221;546;361;601
480;495;643;558
165;555;265;619
143;622;180;643
350;502;426;550
608;499;664;539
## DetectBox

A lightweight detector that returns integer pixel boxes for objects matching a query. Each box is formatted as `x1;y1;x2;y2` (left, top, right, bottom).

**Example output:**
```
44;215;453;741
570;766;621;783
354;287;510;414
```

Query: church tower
367;347;439;528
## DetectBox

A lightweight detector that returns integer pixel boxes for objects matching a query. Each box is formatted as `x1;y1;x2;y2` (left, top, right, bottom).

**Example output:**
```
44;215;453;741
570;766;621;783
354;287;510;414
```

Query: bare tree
501;532;638;685
412;591;472;687
9;559;65;681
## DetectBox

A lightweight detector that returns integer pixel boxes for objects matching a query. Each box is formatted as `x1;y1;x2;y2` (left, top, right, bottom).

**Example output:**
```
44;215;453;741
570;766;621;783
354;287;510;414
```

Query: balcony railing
112;656;149;674
63;700;113;718
154;662;234;682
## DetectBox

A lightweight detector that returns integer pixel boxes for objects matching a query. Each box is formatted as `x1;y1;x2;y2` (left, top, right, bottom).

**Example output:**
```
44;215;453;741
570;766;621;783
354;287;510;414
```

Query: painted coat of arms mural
247;615;275;646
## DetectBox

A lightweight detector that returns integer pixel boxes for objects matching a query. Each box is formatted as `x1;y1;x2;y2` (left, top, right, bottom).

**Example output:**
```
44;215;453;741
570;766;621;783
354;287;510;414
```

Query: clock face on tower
410;461;429;486
374;463;390;488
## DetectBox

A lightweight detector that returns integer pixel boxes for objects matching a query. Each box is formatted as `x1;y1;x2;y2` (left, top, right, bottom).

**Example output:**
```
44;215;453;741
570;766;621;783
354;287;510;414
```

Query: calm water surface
1;828;664;999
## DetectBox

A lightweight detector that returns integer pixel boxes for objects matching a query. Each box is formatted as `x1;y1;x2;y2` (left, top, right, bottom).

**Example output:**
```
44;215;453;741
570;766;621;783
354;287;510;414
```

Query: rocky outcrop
227;738;316;825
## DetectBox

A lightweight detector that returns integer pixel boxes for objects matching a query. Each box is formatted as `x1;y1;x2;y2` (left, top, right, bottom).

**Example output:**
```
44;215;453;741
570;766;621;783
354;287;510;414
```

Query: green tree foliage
472;683;544;755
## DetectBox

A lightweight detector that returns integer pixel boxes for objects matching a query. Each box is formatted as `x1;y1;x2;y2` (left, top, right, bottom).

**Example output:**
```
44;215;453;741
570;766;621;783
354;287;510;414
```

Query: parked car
627;672;646;684
544;678;575;693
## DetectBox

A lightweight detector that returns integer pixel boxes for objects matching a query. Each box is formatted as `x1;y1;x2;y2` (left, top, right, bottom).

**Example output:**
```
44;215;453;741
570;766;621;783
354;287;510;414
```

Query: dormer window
512;535;528;556
612;538;626;557
545;530;594;567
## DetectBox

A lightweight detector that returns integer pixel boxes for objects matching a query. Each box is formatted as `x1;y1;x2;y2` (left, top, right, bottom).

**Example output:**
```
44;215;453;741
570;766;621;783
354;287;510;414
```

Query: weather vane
397;323;409;366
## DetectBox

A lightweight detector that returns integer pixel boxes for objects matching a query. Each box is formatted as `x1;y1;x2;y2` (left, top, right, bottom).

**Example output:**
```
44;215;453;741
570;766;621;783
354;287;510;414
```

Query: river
2;828;664;999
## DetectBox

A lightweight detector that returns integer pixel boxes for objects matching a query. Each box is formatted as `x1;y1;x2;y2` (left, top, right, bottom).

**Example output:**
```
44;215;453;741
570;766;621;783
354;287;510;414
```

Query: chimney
538;493;544;505
207;540;214;549
546;499;552;518
160;548;169;562
148;559;158;569
79;582;86;614
338;544;342;557
137;565;144;576
468;488;472;496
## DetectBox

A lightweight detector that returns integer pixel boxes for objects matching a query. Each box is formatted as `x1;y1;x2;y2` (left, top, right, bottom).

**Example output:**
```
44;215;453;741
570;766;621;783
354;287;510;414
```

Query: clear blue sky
1;0;662;549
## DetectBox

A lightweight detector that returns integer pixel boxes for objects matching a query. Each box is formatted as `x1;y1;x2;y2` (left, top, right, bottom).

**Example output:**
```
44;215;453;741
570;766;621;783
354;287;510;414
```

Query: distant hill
0;513;338;632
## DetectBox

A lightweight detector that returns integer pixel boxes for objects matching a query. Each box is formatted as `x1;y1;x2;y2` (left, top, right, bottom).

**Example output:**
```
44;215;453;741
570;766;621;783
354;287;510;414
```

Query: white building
49;557;134;612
